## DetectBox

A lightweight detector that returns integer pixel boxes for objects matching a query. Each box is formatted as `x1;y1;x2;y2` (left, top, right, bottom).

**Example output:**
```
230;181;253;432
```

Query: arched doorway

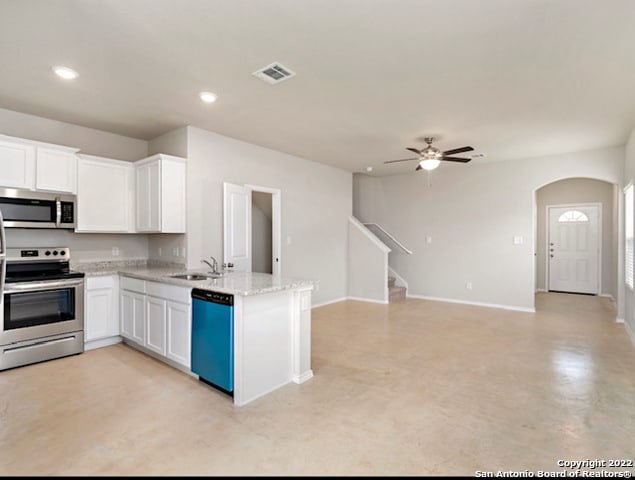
534;178;619;302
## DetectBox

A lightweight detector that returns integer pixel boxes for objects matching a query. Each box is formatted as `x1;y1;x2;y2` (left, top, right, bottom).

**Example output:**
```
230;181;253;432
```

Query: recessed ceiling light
199;91;217;103
366;166;373;172
53;66;78;80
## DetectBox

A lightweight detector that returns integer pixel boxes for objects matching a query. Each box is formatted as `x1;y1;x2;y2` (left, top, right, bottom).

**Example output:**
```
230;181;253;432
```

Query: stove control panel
7;247;71;262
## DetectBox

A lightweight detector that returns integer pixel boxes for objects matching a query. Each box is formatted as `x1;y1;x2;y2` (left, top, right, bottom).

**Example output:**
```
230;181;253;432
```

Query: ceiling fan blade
383;157;419;164
441;156;471;163
415;164;422;171
442;146;474;156
406;147;422;155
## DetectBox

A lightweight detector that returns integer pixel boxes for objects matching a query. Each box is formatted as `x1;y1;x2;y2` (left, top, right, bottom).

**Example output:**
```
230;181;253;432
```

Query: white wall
535;178;617;298
0;107;147;160
354;146;624;311
348;217;388;303
186;127;351;305
148;126;188;158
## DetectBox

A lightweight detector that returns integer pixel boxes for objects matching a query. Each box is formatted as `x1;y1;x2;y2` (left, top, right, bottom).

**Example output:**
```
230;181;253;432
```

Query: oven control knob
45;250;51;256
60;251;66;256
52;250;59;256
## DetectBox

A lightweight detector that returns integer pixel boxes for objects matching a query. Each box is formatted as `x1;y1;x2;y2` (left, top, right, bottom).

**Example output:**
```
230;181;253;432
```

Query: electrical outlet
172;247;178;257
466;282;473;290
112;247;120;257
425;235;432;244
180;247;186;257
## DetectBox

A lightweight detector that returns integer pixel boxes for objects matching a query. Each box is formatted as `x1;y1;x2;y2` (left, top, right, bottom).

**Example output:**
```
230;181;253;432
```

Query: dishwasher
191;289;234;394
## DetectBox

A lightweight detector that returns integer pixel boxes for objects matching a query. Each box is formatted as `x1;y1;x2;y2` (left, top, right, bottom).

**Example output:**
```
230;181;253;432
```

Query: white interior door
548;205;600;294
223;182;252;272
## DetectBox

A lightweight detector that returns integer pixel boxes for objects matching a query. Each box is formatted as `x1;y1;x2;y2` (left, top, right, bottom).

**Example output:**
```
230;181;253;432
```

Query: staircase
388;276;406;302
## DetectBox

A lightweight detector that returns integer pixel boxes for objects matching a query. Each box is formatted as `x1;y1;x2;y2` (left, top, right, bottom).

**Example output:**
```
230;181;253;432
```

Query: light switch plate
513;235;524;245
301;294;310;311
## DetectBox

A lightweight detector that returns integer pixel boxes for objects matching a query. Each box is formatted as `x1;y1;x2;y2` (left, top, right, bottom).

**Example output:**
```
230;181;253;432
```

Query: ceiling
2;0;635;176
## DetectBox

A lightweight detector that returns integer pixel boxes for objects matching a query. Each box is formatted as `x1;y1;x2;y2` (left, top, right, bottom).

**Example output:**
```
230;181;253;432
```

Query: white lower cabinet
167;300;191;368
121;289;146;344
84;275;121;349
146;295;167;356
119;276;191;370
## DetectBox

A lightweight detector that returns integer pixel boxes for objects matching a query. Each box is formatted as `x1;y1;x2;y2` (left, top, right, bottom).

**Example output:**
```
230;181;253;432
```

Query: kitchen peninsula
78;264;314;407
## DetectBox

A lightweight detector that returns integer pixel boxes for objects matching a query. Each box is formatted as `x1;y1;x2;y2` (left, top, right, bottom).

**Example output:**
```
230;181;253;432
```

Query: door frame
246;184;281;277
545;202;602;294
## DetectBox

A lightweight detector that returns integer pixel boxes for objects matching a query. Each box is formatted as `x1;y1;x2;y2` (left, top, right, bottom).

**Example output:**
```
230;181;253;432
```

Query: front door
547;205;600;294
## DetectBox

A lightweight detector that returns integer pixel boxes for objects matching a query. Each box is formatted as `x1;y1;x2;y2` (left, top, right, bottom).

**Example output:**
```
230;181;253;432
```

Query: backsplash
5;229;149;262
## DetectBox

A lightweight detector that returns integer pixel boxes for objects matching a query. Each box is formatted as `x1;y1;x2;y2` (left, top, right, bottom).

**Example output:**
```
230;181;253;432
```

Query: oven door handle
4;279;84;293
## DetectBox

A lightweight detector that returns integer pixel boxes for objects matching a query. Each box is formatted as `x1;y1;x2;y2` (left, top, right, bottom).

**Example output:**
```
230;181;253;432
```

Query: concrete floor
1;293;634;476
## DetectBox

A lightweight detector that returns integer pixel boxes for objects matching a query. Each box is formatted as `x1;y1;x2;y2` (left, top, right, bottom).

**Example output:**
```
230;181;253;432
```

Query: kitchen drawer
120;276;146;293
86;275;117;290
146;281;191;304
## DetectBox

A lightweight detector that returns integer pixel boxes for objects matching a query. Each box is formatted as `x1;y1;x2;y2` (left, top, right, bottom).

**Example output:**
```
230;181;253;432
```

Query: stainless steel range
0;243;85;371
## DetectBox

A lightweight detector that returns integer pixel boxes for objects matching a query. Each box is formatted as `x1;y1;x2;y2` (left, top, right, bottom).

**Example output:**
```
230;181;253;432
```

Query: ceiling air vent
252;62;296;85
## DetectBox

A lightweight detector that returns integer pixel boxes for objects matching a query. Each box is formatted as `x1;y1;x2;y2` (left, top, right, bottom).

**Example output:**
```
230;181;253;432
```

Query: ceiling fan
384;137;474;171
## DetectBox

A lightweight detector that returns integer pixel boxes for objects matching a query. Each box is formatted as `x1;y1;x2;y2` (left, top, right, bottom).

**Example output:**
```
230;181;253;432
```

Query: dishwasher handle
192;288;234;306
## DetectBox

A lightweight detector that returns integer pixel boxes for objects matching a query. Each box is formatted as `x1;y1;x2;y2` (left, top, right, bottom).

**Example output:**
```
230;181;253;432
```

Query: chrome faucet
201;256;219;274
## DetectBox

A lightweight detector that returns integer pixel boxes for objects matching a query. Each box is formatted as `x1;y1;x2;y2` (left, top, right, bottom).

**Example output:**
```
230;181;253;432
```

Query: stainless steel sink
170;273;209;281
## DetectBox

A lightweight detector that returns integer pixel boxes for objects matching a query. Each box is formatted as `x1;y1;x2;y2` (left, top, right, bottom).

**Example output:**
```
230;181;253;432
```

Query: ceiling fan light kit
385;137;474;172
419;159;441;171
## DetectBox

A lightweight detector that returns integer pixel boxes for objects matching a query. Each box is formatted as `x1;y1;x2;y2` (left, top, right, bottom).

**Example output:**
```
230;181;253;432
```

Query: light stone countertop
73;262;315;296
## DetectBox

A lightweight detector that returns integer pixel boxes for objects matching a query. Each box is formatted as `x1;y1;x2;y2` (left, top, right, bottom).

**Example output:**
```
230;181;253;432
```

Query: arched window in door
558;210;589;222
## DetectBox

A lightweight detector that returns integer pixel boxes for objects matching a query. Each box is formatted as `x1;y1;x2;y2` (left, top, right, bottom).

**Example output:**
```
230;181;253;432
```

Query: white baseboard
599;293;616;302
347;296;389;305
293;370;314;384
406;294;535;313
616;317;625;324
84;336;122;351
121;339;195;376
312;296;393;308
535;288;547;293
311;296;348;309
624;321;635;348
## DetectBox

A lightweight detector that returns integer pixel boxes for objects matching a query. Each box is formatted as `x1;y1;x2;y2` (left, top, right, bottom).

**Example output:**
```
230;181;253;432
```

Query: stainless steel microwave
0;188;76;229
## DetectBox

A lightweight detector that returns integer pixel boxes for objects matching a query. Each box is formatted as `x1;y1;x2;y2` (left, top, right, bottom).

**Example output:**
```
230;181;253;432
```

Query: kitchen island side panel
233;290;295;406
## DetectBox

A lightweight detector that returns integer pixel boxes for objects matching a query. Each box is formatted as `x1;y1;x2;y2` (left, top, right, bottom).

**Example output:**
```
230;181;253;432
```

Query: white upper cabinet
0;134;78;193
76;154;135;232
135;154;186;233
35;147;78;193
0;136;36;189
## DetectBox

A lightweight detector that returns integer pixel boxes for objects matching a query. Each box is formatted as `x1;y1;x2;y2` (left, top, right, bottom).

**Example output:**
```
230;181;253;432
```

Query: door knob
550;254;554;258
549;242;554;246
